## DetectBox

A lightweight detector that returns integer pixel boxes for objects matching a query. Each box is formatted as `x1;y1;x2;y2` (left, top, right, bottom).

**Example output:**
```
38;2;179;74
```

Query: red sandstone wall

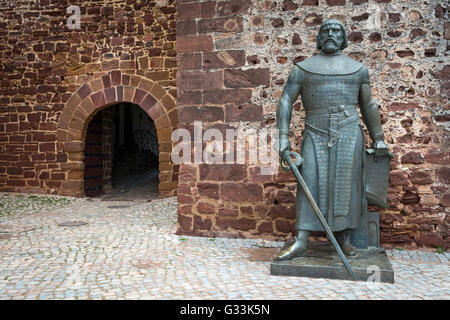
0;0;177;197
175;0;449;248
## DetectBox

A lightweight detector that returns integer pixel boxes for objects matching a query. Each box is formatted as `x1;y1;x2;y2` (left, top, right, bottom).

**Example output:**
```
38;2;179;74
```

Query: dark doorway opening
110;103;159;200
84;111;103;197
83;103;159;200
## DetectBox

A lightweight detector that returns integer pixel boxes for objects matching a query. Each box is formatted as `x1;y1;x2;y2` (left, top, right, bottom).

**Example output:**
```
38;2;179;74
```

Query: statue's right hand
279;136;291;156
279;136;291;172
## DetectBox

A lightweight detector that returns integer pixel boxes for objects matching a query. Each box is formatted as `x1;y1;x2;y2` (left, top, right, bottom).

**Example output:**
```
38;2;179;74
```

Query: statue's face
319;24;344;54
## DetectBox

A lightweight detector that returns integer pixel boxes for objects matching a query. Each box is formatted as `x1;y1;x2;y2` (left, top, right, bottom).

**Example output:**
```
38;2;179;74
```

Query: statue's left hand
371;140;389;162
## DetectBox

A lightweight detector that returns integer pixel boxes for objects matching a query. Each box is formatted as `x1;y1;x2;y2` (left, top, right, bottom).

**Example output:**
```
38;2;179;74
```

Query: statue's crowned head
316;19;348;53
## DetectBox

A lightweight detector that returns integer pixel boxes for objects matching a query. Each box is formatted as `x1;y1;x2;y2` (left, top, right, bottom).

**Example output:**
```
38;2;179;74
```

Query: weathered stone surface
224;68;271;88
271;242;395;283
172;0;449;247
269;205;296;219
203;50;246;69
303;0;319;5
0;1;178;197
409;170;433;185
292;33;302;45
401;191;420;205
203;88;252;104
193;215;213;230
197;202;216;215
436;167;450;184
325;0;346;6
304;13;322;27
216;217;257;231
4;0;444;248
199;164;247;181
179;106;224;123
198;17;244;34
282;0;299;11
177;35;214;53
401;152;425;164
220;183;263;202
179;164;198;182
178;214;193;230
389;171;409;186
197;182;220;199
225;104;263;122
217;0;252;16
415;233;445;248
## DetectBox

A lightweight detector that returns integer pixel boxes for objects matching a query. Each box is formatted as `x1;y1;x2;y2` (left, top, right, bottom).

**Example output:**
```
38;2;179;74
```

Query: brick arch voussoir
58;75;176;143
57;72;178;197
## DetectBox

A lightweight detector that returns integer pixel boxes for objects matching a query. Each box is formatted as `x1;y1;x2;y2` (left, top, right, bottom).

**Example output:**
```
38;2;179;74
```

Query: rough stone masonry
175;0;449;249
0;0;178;197
0;0;448;249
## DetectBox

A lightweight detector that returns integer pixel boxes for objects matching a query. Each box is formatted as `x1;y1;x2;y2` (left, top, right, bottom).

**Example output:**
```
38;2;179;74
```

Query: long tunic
284;53;371;232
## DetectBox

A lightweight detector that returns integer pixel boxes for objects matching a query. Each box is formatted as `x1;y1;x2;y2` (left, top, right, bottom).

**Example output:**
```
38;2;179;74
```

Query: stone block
203;88;252;104
220;183;263;201
203;50;246;69
224;68;270;88
177;35;214;53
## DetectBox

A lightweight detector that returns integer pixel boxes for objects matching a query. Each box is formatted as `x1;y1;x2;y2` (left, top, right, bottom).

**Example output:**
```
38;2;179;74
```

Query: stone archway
56;71;178;197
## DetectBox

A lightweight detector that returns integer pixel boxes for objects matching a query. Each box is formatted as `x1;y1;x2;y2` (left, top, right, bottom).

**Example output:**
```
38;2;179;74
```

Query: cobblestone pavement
0;194;449;300
0;193;77;221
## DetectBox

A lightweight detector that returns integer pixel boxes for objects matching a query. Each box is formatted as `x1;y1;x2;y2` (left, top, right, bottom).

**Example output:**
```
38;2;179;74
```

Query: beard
321;38;340;53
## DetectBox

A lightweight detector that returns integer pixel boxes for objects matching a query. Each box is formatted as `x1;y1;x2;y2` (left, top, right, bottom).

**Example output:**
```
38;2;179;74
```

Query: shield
365;149;394;208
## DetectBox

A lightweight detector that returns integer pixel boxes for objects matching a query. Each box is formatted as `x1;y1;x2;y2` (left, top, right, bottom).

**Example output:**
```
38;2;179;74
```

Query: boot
275;230;310;261
335;229;358;257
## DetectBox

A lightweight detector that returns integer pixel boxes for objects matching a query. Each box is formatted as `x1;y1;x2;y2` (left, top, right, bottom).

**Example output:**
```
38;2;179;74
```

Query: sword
281;150;356;280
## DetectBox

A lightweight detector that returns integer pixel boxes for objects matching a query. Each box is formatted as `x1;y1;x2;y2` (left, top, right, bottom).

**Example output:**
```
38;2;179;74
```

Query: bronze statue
275;19;389;261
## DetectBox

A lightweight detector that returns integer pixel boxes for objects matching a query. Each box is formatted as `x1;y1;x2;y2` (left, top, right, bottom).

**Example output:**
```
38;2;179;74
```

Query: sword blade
283;151;356;280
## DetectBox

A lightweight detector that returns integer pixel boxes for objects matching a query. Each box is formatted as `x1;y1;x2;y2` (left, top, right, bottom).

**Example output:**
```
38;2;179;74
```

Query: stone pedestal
270;242;394;283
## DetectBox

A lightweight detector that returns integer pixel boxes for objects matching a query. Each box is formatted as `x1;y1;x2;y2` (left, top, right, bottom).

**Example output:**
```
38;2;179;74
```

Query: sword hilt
281;151;303;172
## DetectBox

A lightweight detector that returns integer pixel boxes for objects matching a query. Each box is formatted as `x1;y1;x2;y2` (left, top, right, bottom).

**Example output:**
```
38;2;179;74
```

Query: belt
305;113;360;148
306;105;357;116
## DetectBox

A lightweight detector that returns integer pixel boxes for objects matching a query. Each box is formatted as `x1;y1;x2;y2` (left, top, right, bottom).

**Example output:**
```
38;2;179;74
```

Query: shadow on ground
96;169;159;202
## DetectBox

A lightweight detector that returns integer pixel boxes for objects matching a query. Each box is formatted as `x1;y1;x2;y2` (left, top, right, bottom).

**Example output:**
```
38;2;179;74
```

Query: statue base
270;241;394;283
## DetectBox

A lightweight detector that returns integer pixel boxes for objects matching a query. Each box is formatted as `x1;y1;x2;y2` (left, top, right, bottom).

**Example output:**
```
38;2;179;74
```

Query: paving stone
0;194;449;299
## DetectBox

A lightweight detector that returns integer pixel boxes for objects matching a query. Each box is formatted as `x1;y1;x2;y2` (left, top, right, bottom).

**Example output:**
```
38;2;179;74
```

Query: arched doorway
83;103;160;199
56;72;178;198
